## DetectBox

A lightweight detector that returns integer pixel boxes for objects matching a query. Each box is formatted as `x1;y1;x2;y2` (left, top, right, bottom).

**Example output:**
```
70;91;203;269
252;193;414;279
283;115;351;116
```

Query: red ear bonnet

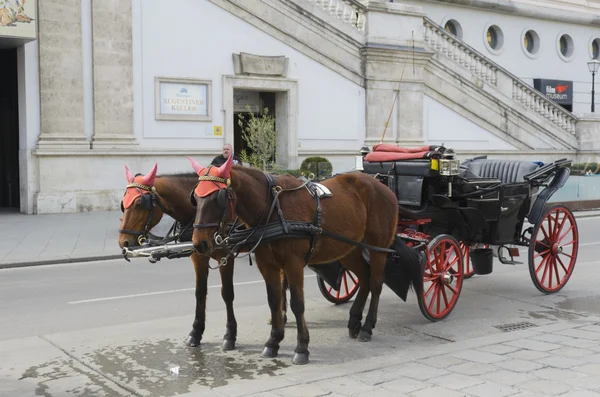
189;156;230;199
122;163;158;210
124;165;135;183
218;154;233;179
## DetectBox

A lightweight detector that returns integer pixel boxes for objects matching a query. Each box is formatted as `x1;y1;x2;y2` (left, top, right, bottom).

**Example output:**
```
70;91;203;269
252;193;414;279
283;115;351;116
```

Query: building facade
1;0;600;215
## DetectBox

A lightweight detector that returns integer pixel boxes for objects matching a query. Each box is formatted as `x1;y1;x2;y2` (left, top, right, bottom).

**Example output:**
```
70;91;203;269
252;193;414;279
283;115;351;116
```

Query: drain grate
493;321;538;332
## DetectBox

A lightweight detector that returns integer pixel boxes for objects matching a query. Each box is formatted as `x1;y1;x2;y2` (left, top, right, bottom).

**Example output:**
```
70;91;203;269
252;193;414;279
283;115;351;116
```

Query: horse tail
383;235;423;302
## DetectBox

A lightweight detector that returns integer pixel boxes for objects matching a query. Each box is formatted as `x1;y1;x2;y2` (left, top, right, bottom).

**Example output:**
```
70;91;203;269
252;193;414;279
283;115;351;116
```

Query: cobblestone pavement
181;318;600;397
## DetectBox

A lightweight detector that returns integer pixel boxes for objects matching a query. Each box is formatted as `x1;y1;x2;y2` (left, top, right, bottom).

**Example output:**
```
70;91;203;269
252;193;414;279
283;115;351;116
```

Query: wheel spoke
427;283;439;312
424;280;436;298
557;225;574;244
534;249;551;260
556;255;569;274
343;273;349;295
441;283;450;308
535;253;550;274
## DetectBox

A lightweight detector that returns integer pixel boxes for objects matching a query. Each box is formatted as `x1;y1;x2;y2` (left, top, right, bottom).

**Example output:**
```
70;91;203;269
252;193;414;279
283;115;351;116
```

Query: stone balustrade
305;0;366;31
513;81;577;135
422;17;577;137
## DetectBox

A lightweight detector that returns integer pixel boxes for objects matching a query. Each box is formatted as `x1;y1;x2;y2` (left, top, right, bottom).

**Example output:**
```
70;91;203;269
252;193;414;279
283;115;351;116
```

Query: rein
193;170;398;269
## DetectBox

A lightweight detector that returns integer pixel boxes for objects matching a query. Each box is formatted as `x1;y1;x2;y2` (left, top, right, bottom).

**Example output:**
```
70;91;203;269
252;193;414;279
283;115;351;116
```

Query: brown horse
117;163;241;350
188;155;422;365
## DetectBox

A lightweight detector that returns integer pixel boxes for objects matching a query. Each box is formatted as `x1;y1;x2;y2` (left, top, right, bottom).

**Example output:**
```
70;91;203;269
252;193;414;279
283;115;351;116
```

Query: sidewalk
0;209;123;269
1;208;600;269
4;296;600;397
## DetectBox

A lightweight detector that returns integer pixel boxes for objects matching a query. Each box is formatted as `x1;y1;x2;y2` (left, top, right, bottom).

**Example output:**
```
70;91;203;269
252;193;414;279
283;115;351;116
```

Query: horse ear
141;163;158;186
124;165;135;183
188;156;204;175
218;154;233;178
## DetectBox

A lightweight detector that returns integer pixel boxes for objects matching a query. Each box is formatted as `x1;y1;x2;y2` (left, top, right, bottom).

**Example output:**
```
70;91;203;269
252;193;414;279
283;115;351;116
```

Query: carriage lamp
359;145;371;157
587;59;600;112
438;158;461;176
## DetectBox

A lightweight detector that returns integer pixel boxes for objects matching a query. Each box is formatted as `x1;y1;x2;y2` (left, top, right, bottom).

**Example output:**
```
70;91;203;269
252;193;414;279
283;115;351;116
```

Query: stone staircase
422;17;578;150
213;0;579;152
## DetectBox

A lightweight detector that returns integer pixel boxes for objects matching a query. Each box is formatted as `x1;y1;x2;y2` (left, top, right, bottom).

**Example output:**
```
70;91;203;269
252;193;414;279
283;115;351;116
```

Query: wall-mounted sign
155;77;212;121
233;90;260;112
533;78;573;107
233;52;289;77
0;0;37;41
213;126;222;136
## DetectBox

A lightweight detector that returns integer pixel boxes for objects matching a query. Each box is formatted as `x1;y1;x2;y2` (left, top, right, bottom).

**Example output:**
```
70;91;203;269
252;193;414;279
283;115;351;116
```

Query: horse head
188;155;235;255
118;163;163;248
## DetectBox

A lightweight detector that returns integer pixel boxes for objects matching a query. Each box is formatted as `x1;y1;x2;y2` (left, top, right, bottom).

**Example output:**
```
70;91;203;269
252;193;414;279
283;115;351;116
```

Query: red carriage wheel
528;204;579;294
418;235;464;321
317;269;359;304
460;242;475;279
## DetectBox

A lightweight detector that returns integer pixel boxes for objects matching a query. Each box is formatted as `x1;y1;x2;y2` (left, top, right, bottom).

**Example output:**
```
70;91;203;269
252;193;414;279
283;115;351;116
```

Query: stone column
36;0;89;150
362;1;433;147
90;0;137;149
576;114;600;164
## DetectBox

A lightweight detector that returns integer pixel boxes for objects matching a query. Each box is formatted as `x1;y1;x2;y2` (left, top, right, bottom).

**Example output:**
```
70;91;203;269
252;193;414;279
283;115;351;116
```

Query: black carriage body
463;182;532;245
362;153;571;248
362;160;449;214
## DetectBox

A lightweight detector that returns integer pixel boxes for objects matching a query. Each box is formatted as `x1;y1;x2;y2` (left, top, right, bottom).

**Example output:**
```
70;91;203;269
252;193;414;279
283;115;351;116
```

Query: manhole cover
493;321;538;332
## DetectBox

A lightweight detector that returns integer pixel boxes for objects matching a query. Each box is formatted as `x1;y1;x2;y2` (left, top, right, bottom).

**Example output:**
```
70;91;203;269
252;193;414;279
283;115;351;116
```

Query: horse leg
219;258;237;351
284;261;309;365
258;262;285;358
339;249;371;339
267;271;288;325
357;252;387;342
186;253;209;347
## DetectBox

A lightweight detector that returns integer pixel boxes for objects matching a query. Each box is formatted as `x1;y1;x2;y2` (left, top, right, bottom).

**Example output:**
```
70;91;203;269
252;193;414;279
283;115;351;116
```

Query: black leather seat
463;159;541;184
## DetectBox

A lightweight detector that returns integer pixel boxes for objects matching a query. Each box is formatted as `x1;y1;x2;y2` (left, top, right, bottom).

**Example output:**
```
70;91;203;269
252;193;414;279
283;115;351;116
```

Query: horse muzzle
194;240;210;254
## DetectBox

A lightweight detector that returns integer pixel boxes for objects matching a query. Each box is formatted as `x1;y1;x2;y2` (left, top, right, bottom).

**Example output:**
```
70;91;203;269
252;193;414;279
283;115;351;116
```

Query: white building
1;0;599;214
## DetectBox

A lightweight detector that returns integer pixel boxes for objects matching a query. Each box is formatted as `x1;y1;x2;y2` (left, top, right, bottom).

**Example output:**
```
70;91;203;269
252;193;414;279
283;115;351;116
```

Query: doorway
0;48;20;209
233;90;276;165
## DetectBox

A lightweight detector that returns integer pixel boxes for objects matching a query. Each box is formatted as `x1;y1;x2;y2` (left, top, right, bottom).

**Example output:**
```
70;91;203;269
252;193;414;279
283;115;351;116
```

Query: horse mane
153;172;199;222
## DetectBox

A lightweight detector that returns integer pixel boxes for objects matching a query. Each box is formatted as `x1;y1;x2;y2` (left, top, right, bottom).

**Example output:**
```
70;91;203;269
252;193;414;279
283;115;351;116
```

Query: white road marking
67;274;316;305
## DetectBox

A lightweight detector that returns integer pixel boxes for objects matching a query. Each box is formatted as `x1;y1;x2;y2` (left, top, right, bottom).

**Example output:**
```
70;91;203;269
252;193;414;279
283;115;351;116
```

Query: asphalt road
1;216;600;342
2;216;600;396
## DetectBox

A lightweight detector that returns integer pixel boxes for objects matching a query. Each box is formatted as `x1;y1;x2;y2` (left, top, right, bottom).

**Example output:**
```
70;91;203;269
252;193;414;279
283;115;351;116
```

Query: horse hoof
349;329;359;339
261;346;279;358
292;352;309;365
284;314;288;325
357;330;372;342
221;339;236;351
186;335;201;347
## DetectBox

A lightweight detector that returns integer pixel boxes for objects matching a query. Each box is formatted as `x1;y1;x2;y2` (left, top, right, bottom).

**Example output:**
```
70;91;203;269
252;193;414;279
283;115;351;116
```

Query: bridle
119;181;167;245
191;167;236;247
190;168;312;267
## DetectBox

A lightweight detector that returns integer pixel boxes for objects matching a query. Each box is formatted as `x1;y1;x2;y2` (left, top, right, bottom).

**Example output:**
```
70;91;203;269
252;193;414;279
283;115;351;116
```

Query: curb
1;211;599;270
0;254;124;270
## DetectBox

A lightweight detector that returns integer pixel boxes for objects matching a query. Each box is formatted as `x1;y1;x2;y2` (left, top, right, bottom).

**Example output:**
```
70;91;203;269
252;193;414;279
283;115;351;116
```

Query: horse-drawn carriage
315;143;578;321
119;143;577;365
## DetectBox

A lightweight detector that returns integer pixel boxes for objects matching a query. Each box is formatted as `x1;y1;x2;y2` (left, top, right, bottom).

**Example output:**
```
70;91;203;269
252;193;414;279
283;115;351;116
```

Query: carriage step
498;258;523;265
498;246;522;265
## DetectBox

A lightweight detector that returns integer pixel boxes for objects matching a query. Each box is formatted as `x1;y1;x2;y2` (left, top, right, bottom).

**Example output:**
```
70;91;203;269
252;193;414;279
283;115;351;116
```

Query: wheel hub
441;273;454;285
551;243;563;255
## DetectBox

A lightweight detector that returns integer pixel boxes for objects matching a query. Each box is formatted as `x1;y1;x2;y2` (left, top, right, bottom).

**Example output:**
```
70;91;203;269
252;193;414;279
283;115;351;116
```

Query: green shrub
300;156;333;180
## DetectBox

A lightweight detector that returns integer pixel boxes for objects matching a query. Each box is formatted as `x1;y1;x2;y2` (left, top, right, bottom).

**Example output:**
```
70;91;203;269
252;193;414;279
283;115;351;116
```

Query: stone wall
36;0;88;149
91;0;136;149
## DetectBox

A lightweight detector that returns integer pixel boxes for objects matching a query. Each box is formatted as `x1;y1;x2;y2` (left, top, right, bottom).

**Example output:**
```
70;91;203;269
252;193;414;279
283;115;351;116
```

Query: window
591;38;600;59
484;24;504;54
557;33;574;61
443;19;463;39
522;29;540;58
487;28;497;48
